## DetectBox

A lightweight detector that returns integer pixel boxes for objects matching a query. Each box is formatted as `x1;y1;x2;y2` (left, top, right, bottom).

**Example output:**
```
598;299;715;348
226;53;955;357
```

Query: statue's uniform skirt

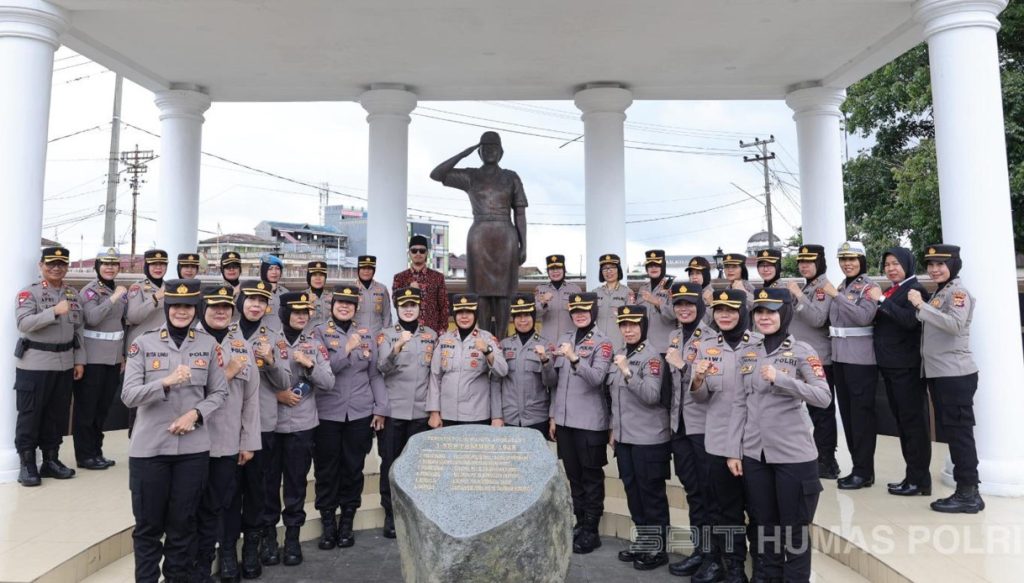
466;217;519;296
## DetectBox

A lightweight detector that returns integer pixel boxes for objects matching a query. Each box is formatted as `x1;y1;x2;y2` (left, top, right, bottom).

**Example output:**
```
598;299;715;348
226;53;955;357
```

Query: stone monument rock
391;425;571;583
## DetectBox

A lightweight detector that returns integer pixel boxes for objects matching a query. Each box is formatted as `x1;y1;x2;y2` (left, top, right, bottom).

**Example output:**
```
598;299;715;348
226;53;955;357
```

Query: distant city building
197;233;280;277
746;230;784;256
325;205;450;275
253;220;350;277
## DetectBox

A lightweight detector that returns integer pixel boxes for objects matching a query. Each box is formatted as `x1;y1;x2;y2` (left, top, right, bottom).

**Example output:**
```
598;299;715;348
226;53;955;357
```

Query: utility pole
740;135;777;248
319;182;330;226
102;74;123;246
120;145;155;271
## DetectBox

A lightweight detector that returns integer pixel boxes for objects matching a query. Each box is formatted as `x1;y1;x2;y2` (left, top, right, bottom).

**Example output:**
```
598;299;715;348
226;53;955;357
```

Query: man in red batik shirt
392;235;450;335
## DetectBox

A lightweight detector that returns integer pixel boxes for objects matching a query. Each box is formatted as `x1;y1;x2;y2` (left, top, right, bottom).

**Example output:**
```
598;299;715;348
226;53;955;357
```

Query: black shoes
259;526;281;566
818;457;840;480
633;551;668;571
77;457;111;470
931;484;986;514
240;530;262;579
692;558;725;583
723;560;749;583
17;450;40;487
382;513;396;539
617;549;637;562
572;513;602;554
888;481;932;496
218;547;239;582
282;526;302;566
668;549;705;577
572;512;584;540
39;450;75;479
837;474;874;490
318;510;337;550
337;507;356;548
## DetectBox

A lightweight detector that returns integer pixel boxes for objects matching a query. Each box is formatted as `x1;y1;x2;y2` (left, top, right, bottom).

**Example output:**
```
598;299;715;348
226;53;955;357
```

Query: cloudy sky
44;47;850;275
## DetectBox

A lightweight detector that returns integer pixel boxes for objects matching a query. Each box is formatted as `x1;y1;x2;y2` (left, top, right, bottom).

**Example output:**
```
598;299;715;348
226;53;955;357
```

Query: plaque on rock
391;425;572;583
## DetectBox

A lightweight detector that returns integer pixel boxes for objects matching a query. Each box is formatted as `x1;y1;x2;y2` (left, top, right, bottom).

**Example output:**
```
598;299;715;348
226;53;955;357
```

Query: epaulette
229;322;238;331
693;328;702;338
742;333;750;342
782;338;793;349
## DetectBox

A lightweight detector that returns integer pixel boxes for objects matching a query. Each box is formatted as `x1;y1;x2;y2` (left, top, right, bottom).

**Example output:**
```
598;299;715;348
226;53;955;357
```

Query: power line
48;124;107;144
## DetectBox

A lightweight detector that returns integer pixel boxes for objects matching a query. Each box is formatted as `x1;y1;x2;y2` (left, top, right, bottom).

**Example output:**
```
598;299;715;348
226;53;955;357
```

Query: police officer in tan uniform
377;287;437;538
220;251;243;293
826;241;880;490
260;255;289;333
535;254;582;345
193;285;261;582
121;278;229;583
592;253;634;350
177;252;201;279
727;288;830;582
495;293;554;436
755;248;784;289
14;246;85;486
787;244;840;479
607;305;671;571
126;249;169;344
543;292;613;555
636;249;675;353
689;289;763;582
305;260;332;328
909;245;984;514
354;255;393;334
312;284;388;551
427;293;508;427
704;252;756;308
74;247;127;470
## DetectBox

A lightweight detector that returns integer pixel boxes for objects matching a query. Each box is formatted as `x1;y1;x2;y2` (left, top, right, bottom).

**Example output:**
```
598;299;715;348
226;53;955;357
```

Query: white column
0;0;67;481
915;0;1024;496
575;84;633;289
360;84;416;288
785;85;848;285
154;85;210;275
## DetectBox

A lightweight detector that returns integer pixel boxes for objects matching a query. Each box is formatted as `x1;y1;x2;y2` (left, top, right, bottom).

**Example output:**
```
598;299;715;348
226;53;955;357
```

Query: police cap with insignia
451;293;479;312
751;287;791;311
756;248;782;264
394;287;422;306
95;247;120;264
178;253;201;266
357;255;377;269
598;253;623;283
144;249;169;264
163;278;202;305
670;282;700;305
616;304;647;324
280;291;314;311
796;245;824;261
567;292;597;312
836;241;866;258
220;251;242;267
239;279;272;299
923;244;960;262
643;249;666;266
722;252;747;266
546;254;565;269
685;256;711;272
332;283;360;304
710;289;746;309
509;293;536;315
307;260;328;274
41;246;70;264
202;284;235;307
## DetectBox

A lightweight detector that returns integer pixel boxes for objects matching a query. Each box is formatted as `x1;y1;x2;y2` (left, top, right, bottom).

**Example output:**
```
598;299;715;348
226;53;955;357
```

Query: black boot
282;526;302;566
39;449;75;479
337;506;356;548
572;513;602;554
817;456;840;480
259;526;281;566
240;530;262;579
634;551;669;571
692;556;725;583
194;549;215;583
382;512;396;539
723;559;749;583
318;509;337;550
572;511;584;540
669;528;705;577
218;545;240;582
17;450;40;487
931;484;985;514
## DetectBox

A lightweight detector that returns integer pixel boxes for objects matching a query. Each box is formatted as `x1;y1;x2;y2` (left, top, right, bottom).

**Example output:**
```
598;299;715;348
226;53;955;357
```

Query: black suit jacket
873;277;929;369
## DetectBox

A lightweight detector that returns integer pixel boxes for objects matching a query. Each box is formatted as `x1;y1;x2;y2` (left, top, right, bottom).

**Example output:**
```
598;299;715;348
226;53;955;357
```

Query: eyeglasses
409;248;428;255
44;263;68;270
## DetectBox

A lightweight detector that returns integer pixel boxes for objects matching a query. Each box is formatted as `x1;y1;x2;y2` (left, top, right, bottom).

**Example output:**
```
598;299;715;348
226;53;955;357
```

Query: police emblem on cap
156;252;163;258
300;294;307;301
460;297;468;304
343;288;352;294
604;255;611;261
801;247;808;254
550;255;556;262
218;288;228;296
649;252;656;258
55;249;63;256
719;292;728;300
841;243;850;251
108;247;116;254
928;247;936;255
679;284;688;293
517;298;525;305
257;282;265;290
690;259;698;267
176;284;188;294
761;250;769;257
575;295;582;302
759;290;768;299
404;289;412;296
623;307;631;314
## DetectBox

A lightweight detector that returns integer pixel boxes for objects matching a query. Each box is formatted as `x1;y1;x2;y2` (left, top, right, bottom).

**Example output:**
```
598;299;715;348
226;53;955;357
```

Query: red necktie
883;283;899;298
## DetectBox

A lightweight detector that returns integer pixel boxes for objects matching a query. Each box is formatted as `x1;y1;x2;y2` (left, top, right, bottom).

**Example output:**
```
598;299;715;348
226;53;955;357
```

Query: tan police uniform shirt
543;328;614;431
428;328;508;422
15;280;86;371
606;341;670;445
377;324;437;421
198;323;262;458
636;279;677;353
355;280;393;334
273;331;334;434
495;332;554;427
126;278;164;345
829;274;879;365
790;274;833;365
592;283;634;350
534;281;583;345
80;280;128;365
916;277;978;378
688;330;763;458
667;324;713;436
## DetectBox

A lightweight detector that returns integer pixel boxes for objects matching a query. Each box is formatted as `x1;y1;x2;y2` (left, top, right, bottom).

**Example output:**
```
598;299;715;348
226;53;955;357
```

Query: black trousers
442;419;490;426
556;425;608;516
13;368;72;452
72;363;121;461
264;429;314;528
224;432;274;546
672;431;716;553
930;374;980;486
129;452;209;583
742;457;821;583
509;419;551;440
708;454;749;564
378;417;431;515
314;417;374;512
616;441;671;549
834;363;878;478
195;455;238;567
880;366;932;485
806;364;837;460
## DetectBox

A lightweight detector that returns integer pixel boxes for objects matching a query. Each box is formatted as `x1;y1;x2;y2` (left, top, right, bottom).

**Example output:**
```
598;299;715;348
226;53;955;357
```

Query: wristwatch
484;346;493;355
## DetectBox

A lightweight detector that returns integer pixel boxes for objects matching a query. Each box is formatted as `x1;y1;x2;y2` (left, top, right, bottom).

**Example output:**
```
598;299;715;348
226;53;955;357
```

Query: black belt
24;339;75;352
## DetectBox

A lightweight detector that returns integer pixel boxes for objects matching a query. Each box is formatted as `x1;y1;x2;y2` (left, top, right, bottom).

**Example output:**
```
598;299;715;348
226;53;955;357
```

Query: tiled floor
3;431;1022;582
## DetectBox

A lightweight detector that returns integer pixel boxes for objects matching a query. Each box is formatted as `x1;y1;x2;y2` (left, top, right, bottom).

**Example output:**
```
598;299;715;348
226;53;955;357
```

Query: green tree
842;3;1024;270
